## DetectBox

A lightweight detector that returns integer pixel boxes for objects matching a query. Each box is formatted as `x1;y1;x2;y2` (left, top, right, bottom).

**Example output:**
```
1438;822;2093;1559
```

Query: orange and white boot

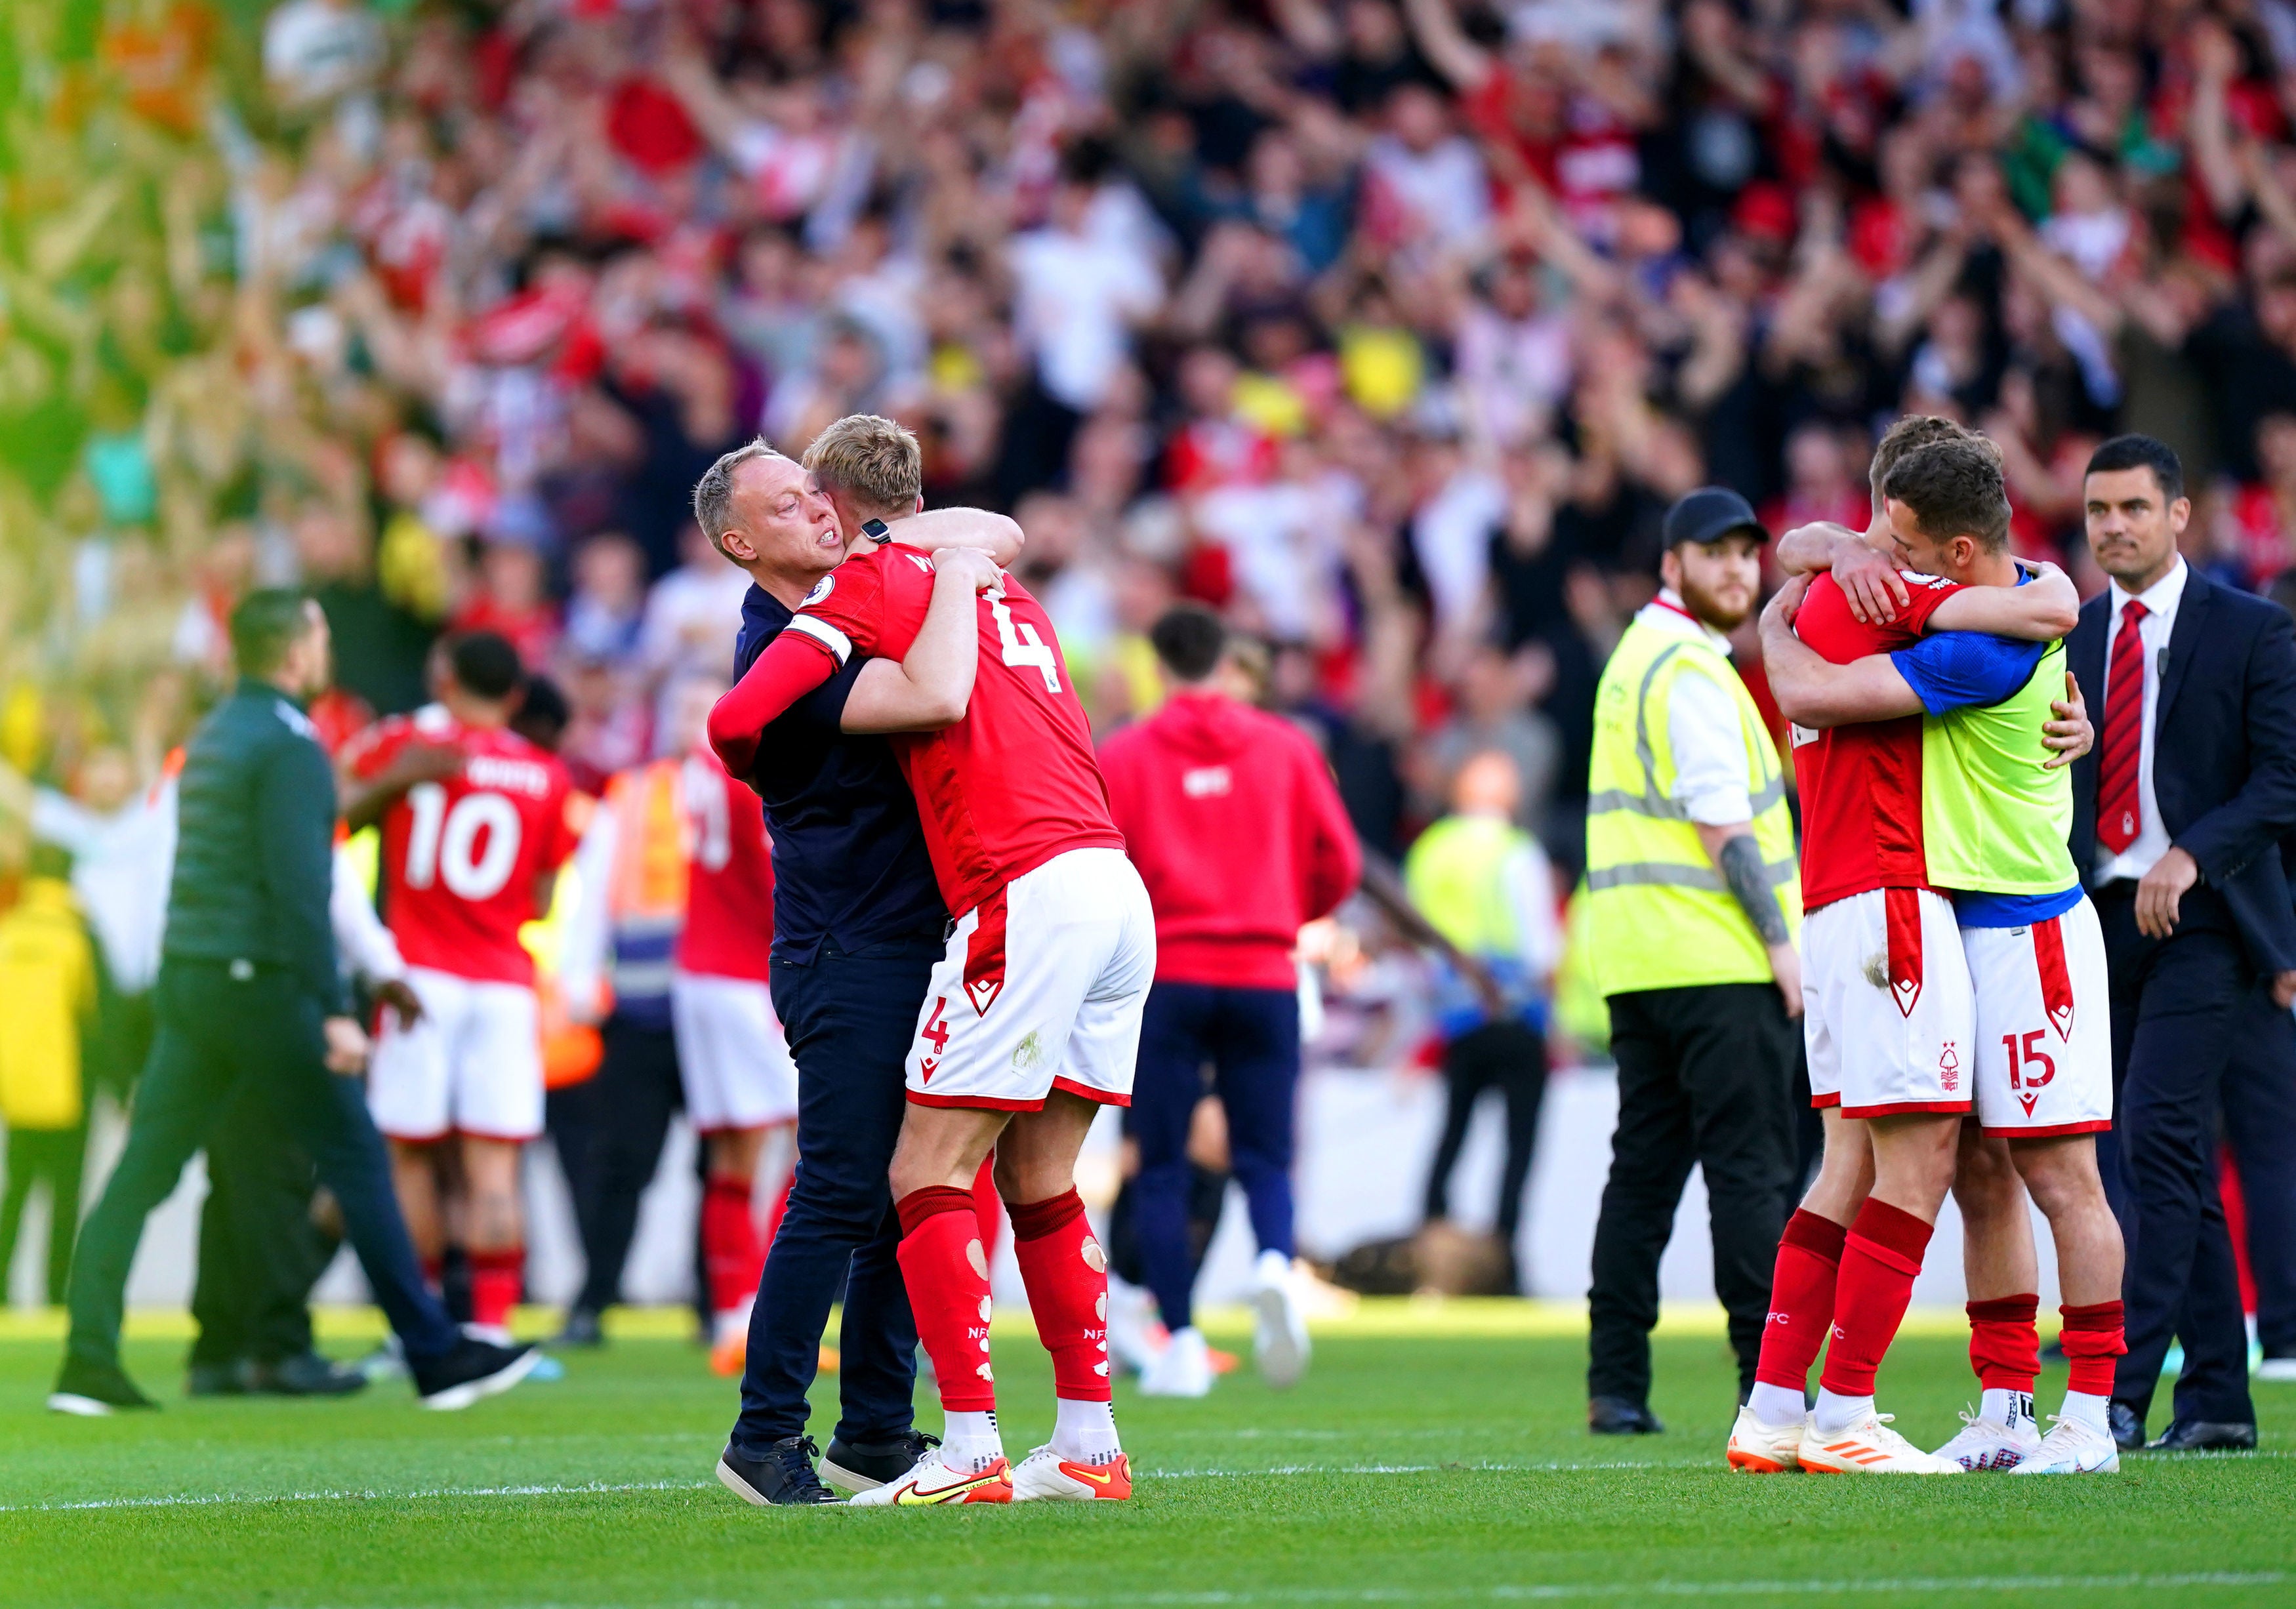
1012;1446;1133;1501
1725;1403;1807;1472
848;1448;1014;1506
1799;1408;1963;1474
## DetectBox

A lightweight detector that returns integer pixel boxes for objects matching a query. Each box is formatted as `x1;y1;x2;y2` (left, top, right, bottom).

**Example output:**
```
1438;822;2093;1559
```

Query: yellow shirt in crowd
0;877;96;1131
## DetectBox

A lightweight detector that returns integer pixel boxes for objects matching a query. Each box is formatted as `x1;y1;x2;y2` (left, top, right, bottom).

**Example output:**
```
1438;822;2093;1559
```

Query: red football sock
1754;1209;1848;1392
1818;1200;1933;1399
1966;1293;2040;1394
972;1156;1004;1261
469;1247;523;1330
2059;1300;2127;1397
897;1185;997;1412
702;1175;765;1318
1008;1189;1113;1404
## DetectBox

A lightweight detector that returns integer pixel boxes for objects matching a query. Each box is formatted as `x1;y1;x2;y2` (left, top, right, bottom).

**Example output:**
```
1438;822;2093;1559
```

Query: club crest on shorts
1938;1041;1959;1092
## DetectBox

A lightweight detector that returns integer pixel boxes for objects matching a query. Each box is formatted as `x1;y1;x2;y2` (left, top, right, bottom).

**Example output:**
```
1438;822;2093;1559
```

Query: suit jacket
2066;568;2296;973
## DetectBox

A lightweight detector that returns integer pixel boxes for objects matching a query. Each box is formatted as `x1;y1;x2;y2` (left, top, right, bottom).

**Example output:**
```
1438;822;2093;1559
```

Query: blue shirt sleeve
1889;632;2045;715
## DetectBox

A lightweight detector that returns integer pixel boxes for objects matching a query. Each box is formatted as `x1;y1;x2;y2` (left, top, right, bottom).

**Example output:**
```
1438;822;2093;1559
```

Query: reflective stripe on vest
1581;618;1801;996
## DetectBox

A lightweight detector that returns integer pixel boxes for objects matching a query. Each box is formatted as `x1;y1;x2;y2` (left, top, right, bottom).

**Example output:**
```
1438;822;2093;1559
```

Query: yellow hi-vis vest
1582;617;1800;997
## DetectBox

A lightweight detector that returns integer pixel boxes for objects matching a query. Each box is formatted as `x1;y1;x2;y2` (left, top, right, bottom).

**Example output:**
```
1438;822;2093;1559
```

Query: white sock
1980;1387;2034;1432
1255;1248;1292;1286
940;1410;1002;1473
1813;1389;1874;1435
2059;1390;2112;1435
1052;1396;1122;1464
1748;1382;1805;1425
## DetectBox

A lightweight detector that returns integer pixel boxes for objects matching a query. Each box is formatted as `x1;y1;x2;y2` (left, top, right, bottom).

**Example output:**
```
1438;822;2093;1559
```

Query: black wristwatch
860;518;892;544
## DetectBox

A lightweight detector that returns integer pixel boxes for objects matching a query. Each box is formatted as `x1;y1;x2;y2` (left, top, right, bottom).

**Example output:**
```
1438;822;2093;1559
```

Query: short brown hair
804;414;922;520
692;438;794;560
1881;438;2012;553
1868;415;1994;500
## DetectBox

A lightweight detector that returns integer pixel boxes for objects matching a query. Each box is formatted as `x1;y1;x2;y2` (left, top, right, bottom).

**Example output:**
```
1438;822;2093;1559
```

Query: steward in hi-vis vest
1578;488;1806;1438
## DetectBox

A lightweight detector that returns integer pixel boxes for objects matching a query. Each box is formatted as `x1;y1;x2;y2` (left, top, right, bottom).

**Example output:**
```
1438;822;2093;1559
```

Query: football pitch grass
3;1304;2291;1609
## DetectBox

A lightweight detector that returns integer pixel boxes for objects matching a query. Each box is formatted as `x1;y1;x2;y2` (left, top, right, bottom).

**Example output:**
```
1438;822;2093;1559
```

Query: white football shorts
671;970;798;1133
905;847;1156;1111
367;965;544;1141
1961;896;2113;1139
1800;887;1976;1119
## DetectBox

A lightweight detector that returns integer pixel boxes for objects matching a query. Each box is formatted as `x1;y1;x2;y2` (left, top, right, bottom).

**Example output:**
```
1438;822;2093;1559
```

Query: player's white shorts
1801;888;1976;1119
1962;897;2112;1139
368;966;543;1142
671;970;798;1133
907;846;1156;1111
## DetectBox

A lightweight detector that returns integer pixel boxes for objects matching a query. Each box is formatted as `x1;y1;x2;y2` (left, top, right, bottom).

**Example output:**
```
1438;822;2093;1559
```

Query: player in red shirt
669;678;802;1377
338;632;581;1338
708;418;1153;1505
1725;418;2085;1475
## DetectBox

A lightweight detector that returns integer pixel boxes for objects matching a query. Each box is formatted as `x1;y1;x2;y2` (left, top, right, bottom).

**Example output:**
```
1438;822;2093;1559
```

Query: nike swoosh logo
896;1473;1004;1505
1067;1464;1113;1486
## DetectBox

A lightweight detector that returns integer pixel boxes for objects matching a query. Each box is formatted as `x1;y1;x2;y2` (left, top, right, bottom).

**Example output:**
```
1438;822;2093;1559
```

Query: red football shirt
1789;570;1963;912
675;742;774;983
787;544;1123;916
344;712;581;985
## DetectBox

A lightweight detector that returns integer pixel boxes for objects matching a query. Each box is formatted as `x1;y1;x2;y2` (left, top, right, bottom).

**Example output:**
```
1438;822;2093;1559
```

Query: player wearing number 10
338;632;582;1337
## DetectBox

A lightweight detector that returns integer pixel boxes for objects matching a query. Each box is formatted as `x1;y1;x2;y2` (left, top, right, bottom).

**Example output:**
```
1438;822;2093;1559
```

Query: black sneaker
186;1360;246;1398
51;1358;159;1416
246;1351;369;1397
822;1430;939;1494
2110;1400;2148;1452
409;1338;542;1412
1588;1395;1664;1435
718;1435;843;1505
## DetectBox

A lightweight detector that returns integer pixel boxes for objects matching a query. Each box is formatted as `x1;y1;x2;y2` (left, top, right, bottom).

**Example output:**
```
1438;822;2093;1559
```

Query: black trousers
732;939;932;1453
571;1014;684;1315
1132;983;1302;1330
66;960;459;1371
0;1125;84;1305
189;1078;338;1368
1423;1019;1549;1248
2224;985;2296;1358
1589;983;1798;1407
2095;881;2257;1426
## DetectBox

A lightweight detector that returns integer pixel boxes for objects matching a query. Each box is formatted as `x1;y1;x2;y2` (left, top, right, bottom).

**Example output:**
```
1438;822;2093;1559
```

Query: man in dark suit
2065;436;2296;1452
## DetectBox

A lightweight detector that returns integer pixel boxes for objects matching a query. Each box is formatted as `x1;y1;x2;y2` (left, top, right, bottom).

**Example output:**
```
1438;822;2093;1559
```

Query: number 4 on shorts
920;996;953;1055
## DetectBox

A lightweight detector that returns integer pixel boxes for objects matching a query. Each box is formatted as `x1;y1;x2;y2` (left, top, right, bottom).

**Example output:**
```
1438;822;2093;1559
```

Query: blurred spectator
0;833;96;1306
1404;750;1559;1295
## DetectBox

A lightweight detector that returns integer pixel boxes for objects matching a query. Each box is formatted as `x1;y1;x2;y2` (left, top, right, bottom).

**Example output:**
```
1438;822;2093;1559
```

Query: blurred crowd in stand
16;0;2296;1295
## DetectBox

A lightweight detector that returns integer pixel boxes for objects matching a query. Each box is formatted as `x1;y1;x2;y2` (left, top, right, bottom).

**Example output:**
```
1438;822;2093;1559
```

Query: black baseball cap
1662;487;1767;550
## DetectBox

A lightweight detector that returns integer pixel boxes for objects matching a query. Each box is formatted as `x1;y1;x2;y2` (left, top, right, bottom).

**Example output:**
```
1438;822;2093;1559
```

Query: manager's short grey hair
692;438;792;560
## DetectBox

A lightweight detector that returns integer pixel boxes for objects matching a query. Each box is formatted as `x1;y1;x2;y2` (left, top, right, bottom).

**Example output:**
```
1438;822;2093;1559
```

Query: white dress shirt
1637;590;1757;826
2093;556;2188;885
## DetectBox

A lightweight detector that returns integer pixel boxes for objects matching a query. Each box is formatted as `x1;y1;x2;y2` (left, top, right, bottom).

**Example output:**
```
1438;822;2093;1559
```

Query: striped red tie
2096;599;2148;855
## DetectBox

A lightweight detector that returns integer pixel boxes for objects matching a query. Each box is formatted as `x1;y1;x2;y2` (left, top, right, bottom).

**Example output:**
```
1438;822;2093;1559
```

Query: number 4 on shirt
990;596;1061;693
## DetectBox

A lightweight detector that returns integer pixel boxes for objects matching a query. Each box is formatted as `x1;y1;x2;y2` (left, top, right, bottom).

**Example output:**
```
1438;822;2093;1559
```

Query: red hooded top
1099;692;1362;988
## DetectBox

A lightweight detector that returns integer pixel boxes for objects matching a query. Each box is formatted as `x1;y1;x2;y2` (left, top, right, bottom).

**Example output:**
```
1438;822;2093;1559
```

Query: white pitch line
493;1575;2291;1609
3;1450;2283;1515
0;1480;716;1515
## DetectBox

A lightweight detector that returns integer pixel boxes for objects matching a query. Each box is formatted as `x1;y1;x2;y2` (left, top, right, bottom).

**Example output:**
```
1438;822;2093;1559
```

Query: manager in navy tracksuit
2064;436;2296;1453
691;436;1021;1505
